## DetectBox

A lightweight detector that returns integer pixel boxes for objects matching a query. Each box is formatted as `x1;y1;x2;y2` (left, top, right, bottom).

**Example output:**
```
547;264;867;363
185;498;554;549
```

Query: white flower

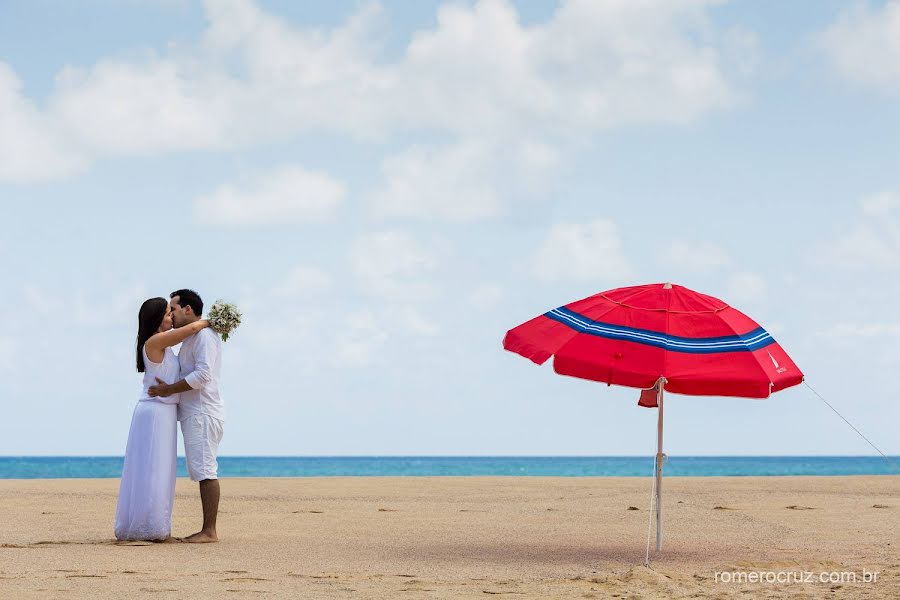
208;301;242;342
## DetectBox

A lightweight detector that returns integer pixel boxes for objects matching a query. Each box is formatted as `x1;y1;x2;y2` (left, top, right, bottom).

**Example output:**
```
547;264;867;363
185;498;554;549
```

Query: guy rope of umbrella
640;381;900;570
803;381;900;474
641;382;899;569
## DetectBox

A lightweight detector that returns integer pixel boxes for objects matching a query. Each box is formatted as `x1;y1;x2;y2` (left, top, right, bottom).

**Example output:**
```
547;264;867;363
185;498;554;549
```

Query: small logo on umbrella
768;351;788;374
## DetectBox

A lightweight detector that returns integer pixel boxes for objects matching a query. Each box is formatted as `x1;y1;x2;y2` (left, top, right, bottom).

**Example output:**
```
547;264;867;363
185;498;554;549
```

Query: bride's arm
145;319;210;353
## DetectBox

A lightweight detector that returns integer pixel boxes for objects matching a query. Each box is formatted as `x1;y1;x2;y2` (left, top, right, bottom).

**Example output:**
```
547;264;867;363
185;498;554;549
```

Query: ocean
0;456;897;479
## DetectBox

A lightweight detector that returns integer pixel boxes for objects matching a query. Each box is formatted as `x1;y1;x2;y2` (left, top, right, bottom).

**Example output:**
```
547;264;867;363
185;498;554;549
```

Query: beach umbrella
502;282;803;552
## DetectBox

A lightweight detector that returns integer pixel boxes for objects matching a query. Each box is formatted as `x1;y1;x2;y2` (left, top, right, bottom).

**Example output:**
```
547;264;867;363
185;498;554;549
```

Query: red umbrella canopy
503;283;803;399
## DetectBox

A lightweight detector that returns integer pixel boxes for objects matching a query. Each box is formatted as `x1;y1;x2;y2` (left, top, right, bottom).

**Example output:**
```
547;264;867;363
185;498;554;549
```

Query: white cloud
0;63;86;182
369;138;562;221
270;265;332;299
200;0;391;138
818;1;900;93
350;231;437;300
365;0;748;219
393;0;746;135
468;284;504;310
193;165;345;225
661;239;731;272
51;58;232;155
370;141;502;221
818;193;900;269
533;219;633;283
726;271;767;306
3;0;753;184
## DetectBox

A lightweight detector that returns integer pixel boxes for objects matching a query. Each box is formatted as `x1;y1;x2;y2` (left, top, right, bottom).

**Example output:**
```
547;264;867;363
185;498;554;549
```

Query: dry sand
0;476;897;599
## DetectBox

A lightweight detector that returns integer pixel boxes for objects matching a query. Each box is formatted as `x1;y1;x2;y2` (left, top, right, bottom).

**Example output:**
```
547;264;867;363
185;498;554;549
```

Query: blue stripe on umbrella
545;307;775;354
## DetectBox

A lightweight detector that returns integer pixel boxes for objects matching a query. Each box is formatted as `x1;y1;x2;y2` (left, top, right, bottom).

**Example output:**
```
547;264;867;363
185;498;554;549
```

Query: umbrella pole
655;385;665;552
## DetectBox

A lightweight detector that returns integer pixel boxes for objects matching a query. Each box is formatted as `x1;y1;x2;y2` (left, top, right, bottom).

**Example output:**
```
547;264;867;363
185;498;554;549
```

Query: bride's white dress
114;346;180;541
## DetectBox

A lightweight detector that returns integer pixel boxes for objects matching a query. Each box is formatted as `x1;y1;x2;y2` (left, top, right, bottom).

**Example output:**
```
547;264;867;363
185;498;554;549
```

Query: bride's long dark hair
136;298;168;373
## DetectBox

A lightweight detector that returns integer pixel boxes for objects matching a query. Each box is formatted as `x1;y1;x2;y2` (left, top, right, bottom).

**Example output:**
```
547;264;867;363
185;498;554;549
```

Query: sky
1;0;899;457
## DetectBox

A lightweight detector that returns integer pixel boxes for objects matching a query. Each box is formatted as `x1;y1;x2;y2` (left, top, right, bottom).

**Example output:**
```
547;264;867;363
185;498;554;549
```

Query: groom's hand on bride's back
148;377;173;398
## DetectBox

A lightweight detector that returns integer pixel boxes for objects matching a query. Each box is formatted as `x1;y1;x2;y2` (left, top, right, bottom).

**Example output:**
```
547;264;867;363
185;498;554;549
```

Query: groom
149;289;224;543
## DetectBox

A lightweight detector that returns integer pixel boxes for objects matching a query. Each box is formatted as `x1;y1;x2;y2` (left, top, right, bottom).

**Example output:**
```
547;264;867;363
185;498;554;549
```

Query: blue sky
1;0;899;456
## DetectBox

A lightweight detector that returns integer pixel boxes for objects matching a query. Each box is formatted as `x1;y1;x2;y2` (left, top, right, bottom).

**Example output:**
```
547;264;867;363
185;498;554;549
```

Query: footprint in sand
785;505;816;510
626;506;640;511
713;506;738;510
292;510;324;514
873;504;890;509
3;541;99;549
24;540;124;547
378;508;398;512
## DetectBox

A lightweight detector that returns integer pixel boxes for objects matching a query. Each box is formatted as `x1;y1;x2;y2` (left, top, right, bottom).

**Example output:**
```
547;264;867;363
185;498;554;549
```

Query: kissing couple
114;289;225;543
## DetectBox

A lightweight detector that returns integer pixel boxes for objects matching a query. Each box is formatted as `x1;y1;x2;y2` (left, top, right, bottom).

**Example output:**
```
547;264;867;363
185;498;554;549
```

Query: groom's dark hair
171;289;203;316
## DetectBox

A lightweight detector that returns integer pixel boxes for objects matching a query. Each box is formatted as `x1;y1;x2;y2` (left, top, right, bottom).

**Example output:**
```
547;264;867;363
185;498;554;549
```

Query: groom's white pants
181;414;224;482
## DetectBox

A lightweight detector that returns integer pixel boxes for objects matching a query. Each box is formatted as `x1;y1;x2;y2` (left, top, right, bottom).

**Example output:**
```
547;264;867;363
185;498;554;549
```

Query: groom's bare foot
181;530;219;543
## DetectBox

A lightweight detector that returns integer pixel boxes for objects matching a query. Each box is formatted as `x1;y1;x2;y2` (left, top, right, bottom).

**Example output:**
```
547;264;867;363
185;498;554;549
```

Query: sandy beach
0;476;897;598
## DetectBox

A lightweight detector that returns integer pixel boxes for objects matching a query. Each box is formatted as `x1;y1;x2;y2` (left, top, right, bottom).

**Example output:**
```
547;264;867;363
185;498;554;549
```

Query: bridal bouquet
208;300;242;342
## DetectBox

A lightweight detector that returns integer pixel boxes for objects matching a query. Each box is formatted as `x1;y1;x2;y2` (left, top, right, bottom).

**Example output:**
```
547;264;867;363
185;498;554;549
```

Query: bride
114;298;209;541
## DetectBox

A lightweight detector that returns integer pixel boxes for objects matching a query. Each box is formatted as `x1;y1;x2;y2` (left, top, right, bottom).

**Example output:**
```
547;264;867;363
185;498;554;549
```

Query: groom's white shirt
177;327;224;422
